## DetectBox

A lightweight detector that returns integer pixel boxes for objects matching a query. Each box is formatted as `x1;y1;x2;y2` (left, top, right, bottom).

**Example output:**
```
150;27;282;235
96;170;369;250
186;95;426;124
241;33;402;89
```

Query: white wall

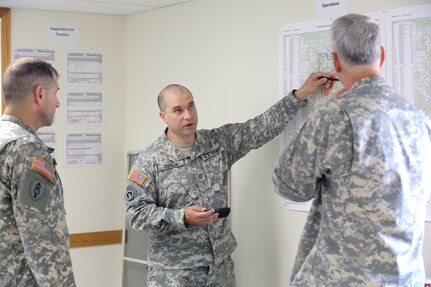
123;0;431;286
10;9;125;287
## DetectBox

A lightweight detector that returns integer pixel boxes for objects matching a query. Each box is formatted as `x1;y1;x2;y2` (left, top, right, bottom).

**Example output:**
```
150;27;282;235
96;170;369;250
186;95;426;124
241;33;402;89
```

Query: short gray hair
330;14;381;66
2;57;59;104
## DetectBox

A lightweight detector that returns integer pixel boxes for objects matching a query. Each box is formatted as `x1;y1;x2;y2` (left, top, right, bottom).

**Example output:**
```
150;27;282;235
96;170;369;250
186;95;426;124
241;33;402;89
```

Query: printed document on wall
67;52;103;84
278;4;431;213
65;132;102;166
385;4;431;117
278;18;334;211
13;48;55;65
66;91;104;124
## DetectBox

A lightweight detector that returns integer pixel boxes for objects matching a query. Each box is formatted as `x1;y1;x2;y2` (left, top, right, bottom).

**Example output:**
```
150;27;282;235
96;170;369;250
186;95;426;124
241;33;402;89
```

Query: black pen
318;76;339;81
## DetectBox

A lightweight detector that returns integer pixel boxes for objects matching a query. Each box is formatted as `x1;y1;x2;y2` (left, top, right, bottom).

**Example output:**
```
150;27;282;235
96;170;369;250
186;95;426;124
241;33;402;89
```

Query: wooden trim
69;230;123;248
0;8;11;113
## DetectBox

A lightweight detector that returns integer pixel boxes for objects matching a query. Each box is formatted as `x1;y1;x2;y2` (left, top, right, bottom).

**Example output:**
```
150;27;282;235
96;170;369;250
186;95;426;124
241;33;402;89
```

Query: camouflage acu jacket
0;115;75;286
274;76;431;286
125;92;305;269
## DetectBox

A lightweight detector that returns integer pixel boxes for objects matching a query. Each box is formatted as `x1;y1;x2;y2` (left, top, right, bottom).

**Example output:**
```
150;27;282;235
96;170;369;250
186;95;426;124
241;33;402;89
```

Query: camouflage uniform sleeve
8;141;75;286
215;93;305;166
124;161;186;233
273;100;353;201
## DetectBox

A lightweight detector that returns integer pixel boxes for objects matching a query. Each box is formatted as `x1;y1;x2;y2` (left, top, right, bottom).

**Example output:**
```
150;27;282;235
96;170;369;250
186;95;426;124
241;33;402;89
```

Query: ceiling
0;0;198;15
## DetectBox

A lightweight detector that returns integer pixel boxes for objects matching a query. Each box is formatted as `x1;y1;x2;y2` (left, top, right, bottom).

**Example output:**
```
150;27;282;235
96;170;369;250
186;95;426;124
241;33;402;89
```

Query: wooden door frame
0;8;11;113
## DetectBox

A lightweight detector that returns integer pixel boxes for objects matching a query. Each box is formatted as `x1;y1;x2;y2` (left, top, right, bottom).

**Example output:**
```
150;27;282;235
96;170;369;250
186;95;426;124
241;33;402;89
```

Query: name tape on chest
128;169;147;186
200;148;221;160
31;156;54;180
158;161;185;171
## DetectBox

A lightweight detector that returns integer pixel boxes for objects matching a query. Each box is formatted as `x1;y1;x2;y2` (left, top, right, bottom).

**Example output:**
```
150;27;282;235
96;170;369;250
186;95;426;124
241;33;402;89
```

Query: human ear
34;84;44;105
379;46;385;67
332;52;341;73
159;111;168;124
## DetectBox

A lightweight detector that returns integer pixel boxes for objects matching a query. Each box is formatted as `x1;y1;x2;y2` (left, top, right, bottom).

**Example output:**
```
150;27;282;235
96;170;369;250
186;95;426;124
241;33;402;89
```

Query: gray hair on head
157;84;193;111
330;14;381;66
2;57;59;104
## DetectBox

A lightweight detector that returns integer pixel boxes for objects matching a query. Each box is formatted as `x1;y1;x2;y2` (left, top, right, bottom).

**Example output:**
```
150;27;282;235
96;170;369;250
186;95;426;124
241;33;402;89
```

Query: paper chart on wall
66;91;104;124
13;47;55;65
385;5;431;117
278;17;334;212
278;4;431;216
67;52;103;85
65;132;103;166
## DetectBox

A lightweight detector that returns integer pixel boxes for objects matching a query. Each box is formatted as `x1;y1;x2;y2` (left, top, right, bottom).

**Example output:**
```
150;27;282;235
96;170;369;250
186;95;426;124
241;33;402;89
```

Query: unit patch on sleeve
29;180;46;201
128;169;147;186
19;171;52;212
124;186;139;202
31;156;54;181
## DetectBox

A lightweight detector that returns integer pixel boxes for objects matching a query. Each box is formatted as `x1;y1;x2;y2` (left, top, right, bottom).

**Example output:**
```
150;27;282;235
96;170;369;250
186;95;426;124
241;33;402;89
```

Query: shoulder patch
31;156;54;180
29;180;47;201
124;186;139;202
128;169;147;186
19;171;52;212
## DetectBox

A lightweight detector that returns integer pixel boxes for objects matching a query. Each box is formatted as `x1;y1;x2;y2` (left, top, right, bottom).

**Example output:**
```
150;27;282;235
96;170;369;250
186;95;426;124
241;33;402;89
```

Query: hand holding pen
319;73;347;98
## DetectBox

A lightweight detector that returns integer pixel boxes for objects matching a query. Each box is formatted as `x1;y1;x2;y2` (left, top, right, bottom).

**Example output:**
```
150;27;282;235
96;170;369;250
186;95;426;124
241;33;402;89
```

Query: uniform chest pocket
158;166;199;208
202;151;226;193
201;154;229;208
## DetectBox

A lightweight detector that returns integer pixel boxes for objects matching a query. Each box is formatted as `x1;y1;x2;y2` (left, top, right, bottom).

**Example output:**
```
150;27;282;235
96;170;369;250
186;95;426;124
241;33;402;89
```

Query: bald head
158;84;193;111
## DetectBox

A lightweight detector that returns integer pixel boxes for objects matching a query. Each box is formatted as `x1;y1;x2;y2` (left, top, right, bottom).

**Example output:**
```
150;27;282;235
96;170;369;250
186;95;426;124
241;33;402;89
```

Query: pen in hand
318;76;339;81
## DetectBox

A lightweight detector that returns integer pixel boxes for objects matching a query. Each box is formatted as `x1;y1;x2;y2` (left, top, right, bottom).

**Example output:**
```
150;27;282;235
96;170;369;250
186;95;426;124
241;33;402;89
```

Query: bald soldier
0;58;75;285
125;72;335;286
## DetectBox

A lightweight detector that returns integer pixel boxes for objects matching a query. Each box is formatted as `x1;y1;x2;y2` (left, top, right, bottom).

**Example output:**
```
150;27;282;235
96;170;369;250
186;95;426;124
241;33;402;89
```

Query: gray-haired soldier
273;14;431;286
0;58;76;285
125;73;335;286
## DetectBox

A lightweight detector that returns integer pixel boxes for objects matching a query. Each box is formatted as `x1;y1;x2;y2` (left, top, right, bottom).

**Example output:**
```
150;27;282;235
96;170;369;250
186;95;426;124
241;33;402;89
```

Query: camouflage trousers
147;256;236;287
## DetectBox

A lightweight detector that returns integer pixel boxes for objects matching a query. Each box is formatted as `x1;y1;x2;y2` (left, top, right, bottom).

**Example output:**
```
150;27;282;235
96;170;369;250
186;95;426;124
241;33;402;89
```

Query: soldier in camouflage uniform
124;74;334;286
0;58;76;286
273;14;431;286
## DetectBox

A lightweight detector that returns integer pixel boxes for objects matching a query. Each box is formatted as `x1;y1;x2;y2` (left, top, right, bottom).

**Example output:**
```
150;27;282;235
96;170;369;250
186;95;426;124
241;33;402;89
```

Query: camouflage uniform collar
351;76;385;91
161;131;192;161
160;129;218;160
1;114;35;136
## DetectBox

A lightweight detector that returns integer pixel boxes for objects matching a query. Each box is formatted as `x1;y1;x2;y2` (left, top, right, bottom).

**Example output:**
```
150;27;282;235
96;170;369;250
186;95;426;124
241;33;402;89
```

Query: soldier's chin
44;119;54;127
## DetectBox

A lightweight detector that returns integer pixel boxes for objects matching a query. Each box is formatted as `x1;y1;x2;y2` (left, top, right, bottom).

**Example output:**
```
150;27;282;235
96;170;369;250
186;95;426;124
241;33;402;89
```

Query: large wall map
278;4;431;220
